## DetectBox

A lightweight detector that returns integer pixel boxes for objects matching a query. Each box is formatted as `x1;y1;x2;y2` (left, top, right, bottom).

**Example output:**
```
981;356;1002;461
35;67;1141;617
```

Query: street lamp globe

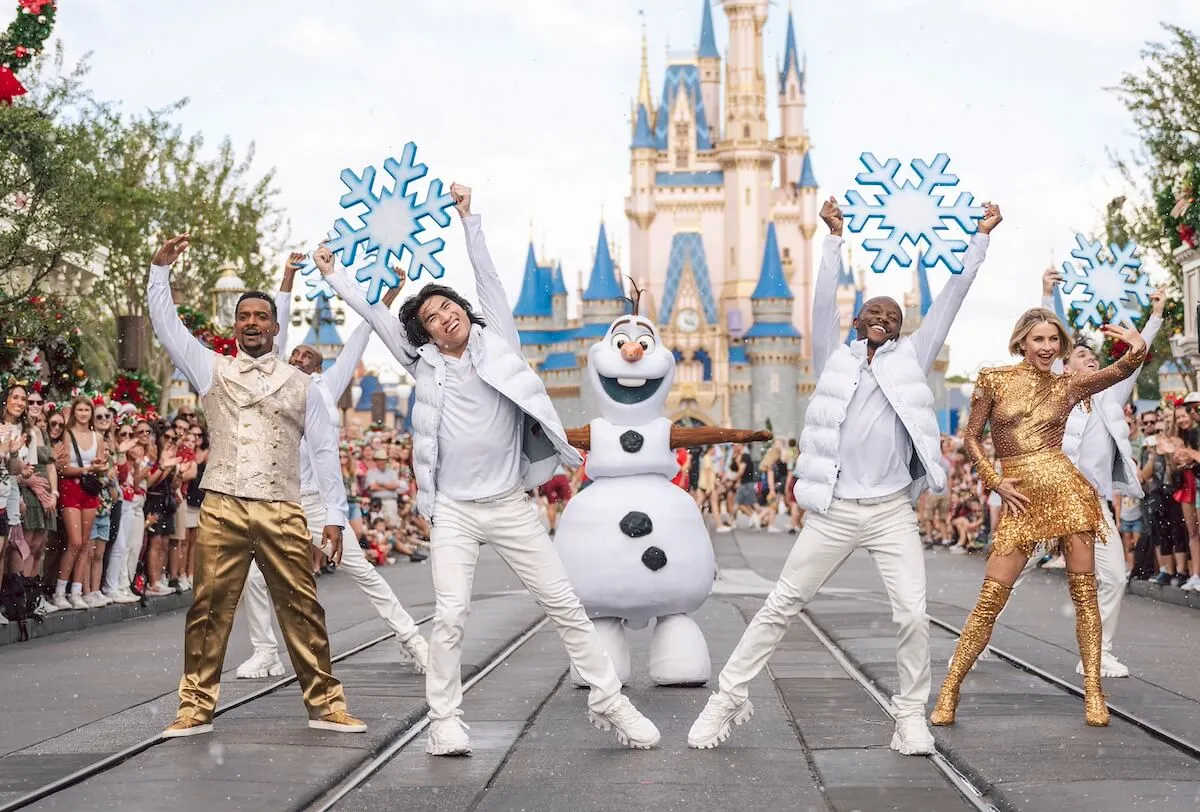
212;266;248;329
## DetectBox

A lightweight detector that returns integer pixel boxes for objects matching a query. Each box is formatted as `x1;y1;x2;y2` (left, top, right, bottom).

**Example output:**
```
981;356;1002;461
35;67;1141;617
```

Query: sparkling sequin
931;577;1012;725
963;348;1146;557
1067;571;1110;726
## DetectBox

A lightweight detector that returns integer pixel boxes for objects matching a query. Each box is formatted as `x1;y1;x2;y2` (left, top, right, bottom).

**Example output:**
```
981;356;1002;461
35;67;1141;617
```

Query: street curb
0;592;192;647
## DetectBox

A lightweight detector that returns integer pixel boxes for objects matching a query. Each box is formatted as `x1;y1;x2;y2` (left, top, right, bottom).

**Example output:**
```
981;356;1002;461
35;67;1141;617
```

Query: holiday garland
0;1;57;105
1158;162;1200;251
177;304;238;356
106;370;162;414
0;294;89;394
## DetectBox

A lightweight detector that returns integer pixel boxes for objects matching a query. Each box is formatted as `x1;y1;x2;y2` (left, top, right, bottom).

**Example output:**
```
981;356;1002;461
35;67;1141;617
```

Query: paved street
1;528;1198;812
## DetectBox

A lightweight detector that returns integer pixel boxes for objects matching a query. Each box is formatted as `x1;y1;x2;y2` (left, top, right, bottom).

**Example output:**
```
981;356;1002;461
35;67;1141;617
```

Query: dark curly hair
397;284;487;354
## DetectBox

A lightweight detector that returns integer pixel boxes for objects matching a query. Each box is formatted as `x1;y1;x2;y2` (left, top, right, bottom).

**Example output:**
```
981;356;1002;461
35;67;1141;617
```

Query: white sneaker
400;635;429;674
949;546;968;555
178;576;192;592
235;649;285;679
146;584;173;597
688;692;754;749
0;610;8;625
1044;555;1067;570
68;593;89;611
589;695;660;749
1181;575;1200;592
426;715;471;756
715;524;733;534
36;596;60;615
94;592;112;607
1077;652;1130;678
890;716;936;755
111;589;141;604
52;593;72;611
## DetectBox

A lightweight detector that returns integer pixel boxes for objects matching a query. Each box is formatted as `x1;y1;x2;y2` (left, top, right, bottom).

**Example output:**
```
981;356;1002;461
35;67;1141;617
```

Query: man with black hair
147;237;363;738
1040;269;1165;674
315;183;660;756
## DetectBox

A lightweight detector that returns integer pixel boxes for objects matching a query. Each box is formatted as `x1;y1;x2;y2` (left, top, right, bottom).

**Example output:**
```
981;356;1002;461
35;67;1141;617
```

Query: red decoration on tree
1180;223;1197;249
0;65;27;105
19;0;54;13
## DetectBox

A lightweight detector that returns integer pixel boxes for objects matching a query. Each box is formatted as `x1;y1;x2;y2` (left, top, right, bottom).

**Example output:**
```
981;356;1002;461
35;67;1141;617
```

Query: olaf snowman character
558;287;770;686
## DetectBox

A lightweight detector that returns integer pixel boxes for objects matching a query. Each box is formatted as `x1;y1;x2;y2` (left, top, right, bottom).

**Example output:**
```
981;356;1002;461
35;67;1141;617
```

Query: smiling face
418;294;471;354
853;297;903;347
1023;322;1064;372
1066;344;1099;374
289;344;324;374
234;296;279;357
587;316;676;424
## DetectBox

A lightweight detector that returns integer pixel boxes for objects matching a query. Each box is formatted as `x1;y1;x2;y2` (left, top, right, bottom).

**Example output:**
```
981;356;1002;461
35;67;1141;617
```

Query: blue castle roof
540;351;578;371
697;0;719;59
302;297;344;348
751;223;792;300
659;232;719;324
654;64;714;152
513;242;560;318
779;9;804;91
836;246;855;287
353;373;398;413
631;103;656;149
798;151;818;189
582;223;624;301
916;253;933;317
551;262;567;296
844;287;865;346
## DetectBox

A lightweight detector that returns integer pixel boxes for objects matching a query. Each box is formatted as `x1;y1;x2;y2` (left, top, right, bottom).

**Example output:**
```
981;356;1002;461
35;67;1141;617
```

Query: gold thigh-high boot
1067;571;1109;726
930;577;1012;725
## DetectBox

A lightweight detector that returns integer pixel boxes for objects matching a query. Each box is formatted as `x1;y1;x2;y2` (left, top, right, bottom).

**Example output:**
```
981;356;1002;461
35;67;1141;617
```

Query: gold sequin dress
965;347;1146;557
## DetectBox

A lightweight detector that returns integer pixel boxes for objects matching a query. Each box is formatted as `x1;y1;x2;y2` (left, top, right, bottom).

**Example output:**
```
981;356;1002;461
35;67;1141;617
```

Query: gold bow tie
235;354;276;375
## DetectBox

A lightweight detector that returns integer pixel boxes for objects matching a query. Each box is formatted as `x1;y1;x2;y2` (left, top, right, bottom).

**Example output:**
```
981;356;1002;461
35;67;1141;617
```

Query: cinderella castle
507;0;949;439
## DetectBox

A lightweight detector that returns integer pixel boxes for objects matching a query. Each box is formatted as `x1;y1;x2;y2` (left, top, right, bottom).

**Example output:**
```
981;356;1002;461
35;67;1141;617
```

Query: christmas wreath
106;370;162;413
0;294;89;394
177;304;238;356
1159;163;1200;251
0;1;57;105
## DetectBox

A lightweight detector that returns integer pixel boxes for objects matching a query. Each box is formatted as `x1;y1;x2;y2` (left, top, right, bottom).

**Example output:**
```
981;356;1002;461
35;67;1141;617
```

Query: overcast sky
60;0;1199;377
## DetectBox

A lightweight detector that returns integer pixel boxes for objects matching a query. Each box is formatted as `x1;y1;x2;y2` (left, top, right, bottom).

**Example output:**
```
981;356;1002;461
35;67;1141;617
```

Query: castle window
789;86;796;102
743;124;750;139
782;247;791;260
745;189;750;206
729;246;735;268
674;121;690;168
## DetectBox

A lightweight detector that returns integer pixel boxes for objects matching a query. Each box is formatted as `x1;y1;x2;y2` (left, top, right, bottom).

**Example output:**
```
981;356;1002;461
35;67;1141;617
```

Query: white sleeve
324;320;373;400
327;271;419;374
462;214;521;352
810;235;846;376
304;388;347;527
147;265;215;395
274;291;292;359
910;233;990;373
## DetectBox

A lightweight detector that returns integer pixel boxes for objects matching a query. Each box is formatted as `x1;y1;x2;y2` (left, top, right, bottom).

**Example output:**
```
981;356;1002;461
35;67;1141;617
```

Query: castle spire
779;5;803;91
513;242;551;317
697;0;719;59
637;14;654;111
751;223;793;300
798;150;818;189
582;222;623;301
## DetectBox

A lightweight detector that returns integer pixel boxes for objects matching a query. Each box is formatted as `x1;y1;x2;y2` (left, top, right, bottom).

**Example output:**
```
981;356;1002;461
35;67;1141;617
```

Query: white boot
649;614;711;686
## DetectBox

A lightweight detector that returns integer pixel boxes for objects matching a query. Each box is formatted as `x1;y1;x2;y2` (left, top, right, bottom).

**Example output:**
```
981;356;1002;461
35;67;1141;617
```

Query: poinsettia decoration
0;1;58;105
107;370;162;412
177;304;238;356
1159;163;1200;251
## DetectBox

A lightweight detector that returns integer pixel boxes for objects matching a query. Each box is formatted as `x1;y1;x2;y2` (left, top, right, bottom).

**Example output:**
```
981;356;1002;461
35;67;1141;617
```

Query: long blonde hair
1007;308;1071;359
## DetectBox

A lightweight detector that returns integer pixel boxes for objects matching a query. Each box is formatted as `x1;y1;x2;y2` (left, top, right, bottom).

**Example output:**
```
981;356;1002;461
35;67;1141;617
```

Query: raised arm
147;235;215;395
811;197;848;375
962;371;1001;492
1041;268;1068;375
314;248;419;374
324;320;373;399
1067;324;1148;407
911;203;1001;372
453;185;522;353
1108;289;1165;406
274;252;301;358
669;427;772;449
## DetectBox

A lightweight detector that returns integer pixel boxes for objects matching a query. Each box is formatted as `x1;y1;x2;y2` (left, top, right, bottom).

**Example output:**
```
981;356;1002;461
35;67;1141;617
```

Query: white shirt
147;265;347;526
814;233;989;500
436;353;521;501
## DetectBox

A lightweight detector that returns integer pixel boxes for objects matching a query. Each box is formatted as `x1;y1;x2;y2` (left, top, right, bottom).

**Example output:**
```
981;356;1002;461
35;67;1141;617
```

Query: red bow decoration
19;0;54;13
0;66;27;106
1180;224;1197;250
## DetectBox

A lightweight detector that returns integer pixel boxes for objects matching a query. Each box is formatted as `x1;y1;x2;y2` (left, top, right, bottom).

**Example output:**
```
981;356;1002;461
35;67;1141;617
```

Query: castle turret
513;241;553;331
744;223;802;436
696;0;721;135
550;261;569;328
301;296;344;372
792;149;820;355
581;222;627;323
777;7;807;185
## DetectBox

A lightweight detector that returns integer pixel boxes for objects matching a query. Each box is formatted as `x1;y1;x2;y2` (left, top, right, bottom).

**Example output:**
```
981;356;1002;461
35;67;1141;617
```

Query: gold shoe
1067;571;1109;727
162;716;214;738
930;577;1012;727
309;710;368;733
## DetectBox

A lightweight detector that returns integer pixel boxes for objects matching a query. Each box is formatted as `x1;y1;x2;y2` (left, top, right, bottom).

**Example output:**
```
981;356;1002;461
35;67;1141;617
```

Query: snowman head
587;315;676;424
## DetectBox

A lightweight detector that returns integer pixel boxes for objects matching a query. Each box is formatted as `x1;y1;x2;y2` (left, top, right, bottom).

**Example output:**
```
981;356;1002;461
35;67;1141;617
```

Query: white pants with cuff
427;487;622;720
717;493;931;719
243;490;423;655
104;496;144;593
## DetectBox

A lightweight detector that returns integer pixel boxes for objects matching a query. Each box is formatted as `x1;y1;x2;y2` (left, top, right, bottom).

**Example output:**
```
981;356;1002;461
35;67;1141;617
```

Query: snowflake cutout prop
1059;234;1154;329
298;231;339;301
326;142;456;304
842;153;985;274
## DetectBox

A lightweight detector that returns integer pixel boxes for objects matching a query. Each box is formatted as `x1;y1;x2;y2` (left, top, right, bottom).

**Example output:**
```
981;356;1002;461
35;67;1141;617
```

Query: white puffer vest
409;325;582;519
1061;392;1143;499
793;338;945;514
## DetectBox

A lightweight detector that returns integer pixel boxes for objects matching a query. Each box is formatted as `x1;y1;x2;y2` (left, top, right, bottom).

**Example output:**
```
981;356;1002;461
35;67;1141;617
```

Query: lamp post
212;266;248;330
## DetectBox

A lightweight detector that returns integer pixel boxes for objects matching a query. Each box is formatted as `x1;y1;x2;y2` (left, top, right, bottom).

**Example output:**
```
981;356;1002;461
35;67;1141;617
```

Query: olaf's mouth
600;375;665;404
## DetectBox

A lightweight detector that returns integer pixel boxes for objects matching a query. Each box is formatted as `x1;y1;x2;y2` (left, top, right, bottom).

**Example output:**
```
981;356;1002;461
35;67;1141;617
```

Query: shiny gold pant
176;493;346;723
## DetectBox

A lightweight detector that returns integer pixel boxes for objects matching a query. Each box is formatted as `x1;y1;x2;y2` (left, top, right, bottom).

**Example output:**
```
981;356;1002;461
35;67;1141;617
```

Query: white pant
104;497;145;593
427;488;622;720
717;494;930;718
243;491;422;655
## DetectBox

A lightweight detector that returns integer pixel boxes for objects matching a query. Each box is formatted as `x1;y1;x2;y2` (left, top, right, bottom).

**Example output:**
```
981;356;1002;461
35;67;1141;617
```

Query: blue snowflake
842;153;985;274
298;231;339;301
326;142;456;304
1059;234;1154;329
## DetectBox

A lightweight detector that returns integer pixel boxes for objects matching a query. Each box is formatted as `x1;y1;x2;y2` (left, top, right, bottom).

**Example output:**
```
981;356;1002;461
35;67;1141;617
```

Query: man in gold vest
147;235;364;737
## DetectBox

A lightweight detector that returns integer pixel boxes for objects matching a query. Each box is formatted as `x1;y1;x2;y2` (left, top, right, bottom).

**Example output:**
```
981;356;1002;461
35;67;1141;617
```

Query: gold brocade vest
199;354;311;504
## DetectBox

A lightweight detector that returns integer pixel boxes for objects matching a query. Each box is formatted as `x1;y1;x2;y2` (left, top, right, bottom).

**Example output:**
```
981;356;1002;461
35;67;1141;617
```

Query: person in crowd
83;403;120;607
689;196;1001;756
52;396;109;611
316;182;660;755
148;233;362;738
933;308;1146;728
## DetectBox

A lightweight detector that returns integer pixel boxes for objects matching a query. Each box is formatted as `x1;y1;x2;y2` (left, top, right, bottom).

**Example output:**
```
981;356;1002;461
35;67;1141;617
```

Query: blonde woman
931;308;1146;728
52;396;108;610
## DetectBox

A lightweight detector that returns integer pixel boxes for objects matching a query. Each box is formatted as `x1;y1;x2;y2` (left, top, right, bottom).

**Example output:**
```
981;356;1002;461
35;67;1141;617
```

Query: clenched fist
450;183;471;217
819;196;843;236
313;245;336;276
977;202;1003;235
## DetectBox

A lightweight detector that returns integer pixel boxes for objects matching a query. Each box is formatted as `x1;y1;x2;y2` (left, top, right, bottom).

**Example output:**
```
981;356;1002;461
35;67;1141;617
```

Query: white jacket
1043;294;1161;500
792;232;990;514
329;214;581;518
